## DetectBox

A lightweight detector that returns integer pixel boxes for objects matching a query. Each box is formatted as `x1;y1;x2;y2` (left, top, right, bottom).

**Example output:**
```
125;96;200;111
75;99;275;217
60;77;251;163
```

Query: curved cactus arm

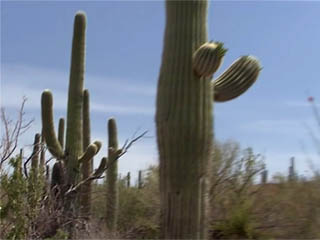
212;55;262;102
41;90;64;159
93;157;107;177
58;118;65;149
192;41;227;78
93;140;102;153
78;143;98;164
78;140;102;164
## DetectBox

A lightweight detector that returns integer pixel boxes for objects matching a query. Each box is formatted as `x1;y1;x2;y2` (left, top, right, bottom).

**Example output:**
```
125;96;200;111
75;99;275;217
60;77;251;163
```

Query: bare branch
0;97;33;170
64;130;148;196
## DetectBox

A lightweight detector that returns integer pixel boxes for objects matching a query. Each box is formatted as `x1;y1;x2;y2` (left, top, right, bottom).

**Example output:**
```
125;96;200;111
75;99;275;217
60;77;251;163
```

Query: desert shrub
117;166;160;238
0;156;28;239
209;141;264;239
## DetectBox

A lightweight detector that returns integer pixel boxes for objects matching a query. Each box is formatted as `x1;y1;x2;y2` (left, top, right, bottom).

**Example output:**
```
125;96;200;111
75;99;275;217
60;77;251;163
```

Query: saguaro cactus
41;12;103;234
106;118;119;232
156;0;261;238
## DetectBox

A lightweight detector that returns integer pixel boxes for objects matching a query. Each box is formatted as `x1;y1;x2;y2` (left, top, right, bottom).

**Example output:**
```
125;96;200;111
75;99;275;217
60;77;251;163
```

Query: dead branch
0;97;33;170
64;130;148;196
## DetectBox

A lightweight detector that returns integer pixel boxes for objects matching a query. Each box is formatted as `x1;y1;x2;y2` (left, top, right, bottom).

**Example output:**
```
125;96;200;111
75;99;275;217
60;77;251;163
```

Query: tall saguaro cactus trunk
65;12;85;188
156;1;212;238
156;1;262;238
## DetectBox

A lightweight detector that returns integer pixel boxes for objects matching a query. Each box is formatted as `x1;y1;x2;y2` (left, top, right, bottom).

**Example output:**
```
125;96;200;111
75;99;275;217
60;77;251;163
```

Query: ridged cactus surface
156;0;261;238
65;12;86;186
156;1;212;238
213;56;261;102
40;12;105;235
106;118;119;232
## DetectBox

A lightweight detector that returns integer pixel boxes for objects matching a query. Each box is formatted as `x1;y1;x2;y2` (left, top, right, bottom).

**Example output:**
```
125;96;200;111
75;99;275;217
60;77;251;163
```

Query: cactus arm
155;1;212;238
193;42;227;77
65;12;86;185
82;89;91;150
93;140;102;153
212;56;261;102
80;89;93;218
58;118;65;149
40;130;46;172
41;90;64;159
106;118;119;232
93;157;107;177
78;143;100;164
31;133;41;173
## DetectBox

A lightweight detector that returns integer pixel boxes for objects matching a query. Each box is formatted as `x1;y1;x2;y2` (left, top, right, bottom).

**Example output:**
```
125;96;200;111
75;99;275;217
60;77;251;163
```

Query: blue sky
2;1;320;181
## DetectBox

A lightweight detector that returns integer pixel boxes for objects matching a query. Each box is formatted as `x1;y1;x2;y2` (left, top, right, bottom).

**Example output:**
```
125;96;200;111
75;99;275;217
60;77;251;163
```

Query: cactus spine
156;0;261;238
106;118;119;232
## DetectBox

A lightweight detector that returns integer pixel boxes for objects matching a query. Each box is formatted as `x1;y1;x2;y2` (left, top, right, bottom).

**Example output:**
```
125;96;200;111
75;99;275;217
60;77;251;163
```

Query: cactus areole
156;0;213;238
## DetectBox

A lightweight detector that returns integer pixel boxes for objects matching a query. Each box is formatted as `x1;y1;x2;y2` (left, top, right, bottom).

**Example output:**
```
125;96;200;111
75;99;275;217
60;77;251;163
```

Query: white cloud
91;102;154;115
1;63;155;115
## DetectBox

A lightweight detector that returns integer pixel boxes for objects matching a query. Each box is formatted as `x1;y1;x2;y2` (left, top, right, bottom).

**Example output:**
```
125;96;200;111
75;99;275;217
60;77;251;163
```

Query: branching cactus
155;0;261;238
40;12;104;232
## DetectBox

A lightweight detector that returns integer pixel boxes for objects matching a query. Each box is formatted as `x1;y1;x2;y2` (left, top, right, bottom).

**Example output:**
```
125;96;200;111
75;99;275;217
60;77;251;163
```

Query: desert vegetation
1;0;320;239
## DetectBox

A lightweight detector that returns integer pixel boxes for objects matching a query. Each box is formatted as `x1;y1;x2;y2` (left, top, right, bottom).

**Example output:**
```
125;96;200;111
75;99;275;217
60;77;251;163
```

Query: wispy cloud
241;119;306;135
1;63;155;115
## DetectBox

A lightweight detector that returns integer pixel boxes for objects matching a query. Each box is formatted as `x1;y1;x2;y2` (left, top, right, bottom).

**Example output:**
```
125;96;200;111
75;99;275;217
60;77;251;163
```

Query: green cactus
31;133;41;176
212;56;261;102
41;12;104;234
58;118;65;149
106;118;119;232
80;89;93;218
40;131;46;173
138;170;143;189
155;0;261;238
